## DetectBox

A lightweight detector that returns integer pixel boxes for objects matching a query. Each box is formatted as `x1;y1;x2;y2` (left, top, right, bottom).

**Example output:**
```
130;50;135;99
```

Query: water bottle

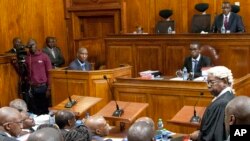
85;112;90;119
221;26;225;34
182;67;188;80
167;26;172;34
158;118;164;130
49;111;55;124
154;118;164;141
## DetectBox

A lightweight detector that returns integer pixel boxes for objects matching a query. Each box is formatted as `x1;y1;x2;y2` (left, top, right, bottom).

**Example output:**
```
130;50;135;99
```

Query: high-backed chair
200;45;219;66
155;9;175;33
191;3;211;33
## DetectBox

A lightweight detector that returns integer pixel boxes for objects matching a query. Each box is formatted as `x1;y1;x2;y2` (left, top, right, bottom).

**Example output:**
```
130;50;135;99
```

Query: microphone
64;69;77;108
190;92;204;123
103;75;124;117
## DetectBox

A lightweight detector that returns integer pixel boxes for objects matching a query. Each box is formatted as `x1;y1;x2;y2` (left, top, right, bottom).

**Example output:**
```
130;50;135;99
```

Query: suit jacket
183;55;211;78
0;132;18;141
211;12;245;33
42;46;65;67
68;59;91;71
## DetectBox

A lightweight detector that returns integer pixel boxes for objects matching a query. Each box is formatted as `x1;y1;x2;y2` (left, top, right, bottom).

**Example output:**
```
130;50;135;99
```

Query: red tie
224;16;228;29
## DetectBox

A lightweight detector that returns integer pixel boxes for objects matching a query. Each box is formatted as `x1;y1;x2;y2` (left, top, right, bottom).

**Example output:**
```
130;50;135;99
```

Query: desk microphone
64;69;77;108
103;75;124;117
190;92;204;123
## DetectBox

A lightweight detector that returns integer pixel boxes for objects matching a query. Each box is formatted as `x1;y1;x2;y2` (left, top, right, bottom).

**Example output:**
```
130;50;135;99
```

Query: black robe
198;91;234;141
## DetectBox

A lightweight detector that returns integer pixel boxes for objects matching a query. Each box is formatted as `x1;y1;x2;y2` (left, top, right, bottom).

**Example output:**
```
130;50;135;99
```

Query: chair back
155;20;175;33
191;14;211;33
200;45;219;66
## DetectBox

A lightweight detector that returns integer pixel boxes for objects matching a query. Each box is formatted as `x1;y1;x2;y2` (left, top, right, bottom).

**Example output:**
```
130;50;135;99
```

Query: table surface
168;106;206;127
95;101;149;123
51;95;102;117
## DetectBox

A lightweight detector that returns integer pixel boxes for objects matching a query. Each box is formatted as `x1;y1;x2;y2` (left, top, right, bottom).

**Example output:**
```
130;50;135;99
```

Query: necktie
82;64;85;71
193;60;198;73
224;16;228;29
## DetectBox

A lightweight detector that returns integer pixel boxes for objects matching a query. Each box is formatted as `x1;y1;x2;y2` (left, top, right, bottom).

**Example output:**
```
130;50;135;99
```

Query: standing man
6;37;22;53
190;66;234;141
25;38;52;115
42;36;65;68
68;47;92;71
177;42;211;79
211;1;244;33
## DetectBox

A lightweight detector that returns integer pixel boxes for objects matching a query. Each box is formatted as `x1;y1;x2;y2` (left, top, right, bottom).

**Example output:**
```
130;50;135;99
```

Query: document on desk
169;77;183;81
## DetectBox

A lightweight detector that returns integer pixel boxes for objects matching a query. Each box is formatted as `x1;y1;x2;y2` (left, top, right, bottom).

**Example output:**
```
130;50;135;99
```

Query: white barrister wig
207;66;233;87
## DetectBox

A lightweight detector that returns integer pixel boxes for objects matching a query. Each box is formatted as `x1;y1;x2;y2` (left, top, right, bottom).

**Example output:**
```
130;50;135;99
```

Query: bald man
9;99;28;112
135;117;155;130
68;47;92;71
127;121;154;141
85;115;110;141
0;107;23;140
225;96;250;141
27;127;64;141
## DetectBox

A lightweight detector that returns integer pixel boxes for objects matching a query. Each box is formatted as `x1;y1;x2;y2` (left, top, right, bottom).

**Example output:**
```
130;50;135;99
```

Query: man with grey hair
127;121;154;141
225;96;250;141
68;47;92;71
190;66;234;141
9;98;28;112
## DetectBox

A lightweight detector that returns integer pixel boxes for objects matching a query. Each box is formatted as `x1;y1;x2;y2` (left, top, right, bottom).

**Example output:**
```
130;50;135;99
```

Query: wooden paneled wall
124;0;250;33
0;0;68;64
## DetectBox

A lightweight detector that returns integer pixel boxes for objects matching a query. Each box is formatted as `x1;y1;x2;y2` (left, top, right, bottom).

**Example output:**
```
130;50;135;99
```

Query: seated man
135;116;155;130
190;66;234;141
69;47;92;71
127;121;154;141
225;96;250;141
211;1;244;33
177;42;211;79
0;107;23;140
85;115;110;141
27;127;64;141
55;110;77;137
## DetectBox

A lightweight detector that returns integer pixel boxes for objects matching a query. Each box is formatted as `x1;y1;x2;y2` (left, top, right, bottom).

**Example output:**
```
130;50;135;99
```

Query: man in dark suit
6;37;22;54
42;37;65;68
211;1;245;33
177;42;211;79
68;47;92;71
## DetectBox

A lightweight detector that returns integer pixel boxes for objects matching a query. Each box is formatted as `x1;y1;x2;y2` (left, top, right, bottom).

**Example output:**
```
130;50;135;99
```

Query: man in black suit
211;1;245;33
68;47;92;71
177;42;211;79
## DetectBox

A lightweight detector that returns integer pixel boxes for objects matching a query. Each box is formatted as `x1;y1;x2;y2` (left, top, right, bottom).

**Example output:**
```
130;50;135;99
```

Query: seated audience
177;42;211;79
55;110;76;137
27;127;64;141
190;66;234;141
68;47;92;71
127;121;154;141
9;98;28;112
36;123;60;131
211;1;244;33
225;96;250;141
64;125;91;141
43;36;65;68
0;107;23;140
85;115;110;141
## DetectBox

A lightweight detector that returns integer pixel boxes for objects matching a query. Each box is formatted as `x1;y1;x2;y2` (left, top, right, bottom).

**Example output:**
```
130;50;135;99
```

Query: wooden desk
168;106;206;128
95;101;149;123
51;95;102;118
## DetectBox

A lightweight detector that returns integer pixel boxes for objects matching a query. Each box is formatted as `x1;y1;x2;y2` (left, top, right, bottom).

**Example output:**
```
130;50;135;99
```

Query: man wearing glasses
0;107;23;140
211;1;245;33
176;42;211;79
190;66;234;141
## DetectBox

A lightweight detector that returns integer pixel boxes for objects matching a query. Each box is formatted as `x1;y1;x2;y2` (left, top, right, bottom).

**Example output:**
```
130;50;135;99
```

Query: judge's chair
200;45;219;66
191;3;211;33
155;9;175;34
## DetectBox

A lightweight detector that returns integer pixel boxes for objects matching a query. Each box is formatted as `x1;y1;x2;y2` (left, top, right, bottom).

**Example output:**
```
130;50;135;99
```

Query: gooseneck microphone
103;75;124;117
190;92;204;123
64;69;77;108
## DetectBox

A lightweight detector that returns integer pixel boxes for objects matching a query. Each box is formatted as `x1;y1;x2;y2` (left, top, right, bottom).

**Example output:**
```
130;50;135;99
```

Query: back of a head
9;98;28;112
135;117;155;130
85;115;109;136
226;96;250;124
128;121;154;141
28;127;64;141
64;125;91;141
55;110;75;129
